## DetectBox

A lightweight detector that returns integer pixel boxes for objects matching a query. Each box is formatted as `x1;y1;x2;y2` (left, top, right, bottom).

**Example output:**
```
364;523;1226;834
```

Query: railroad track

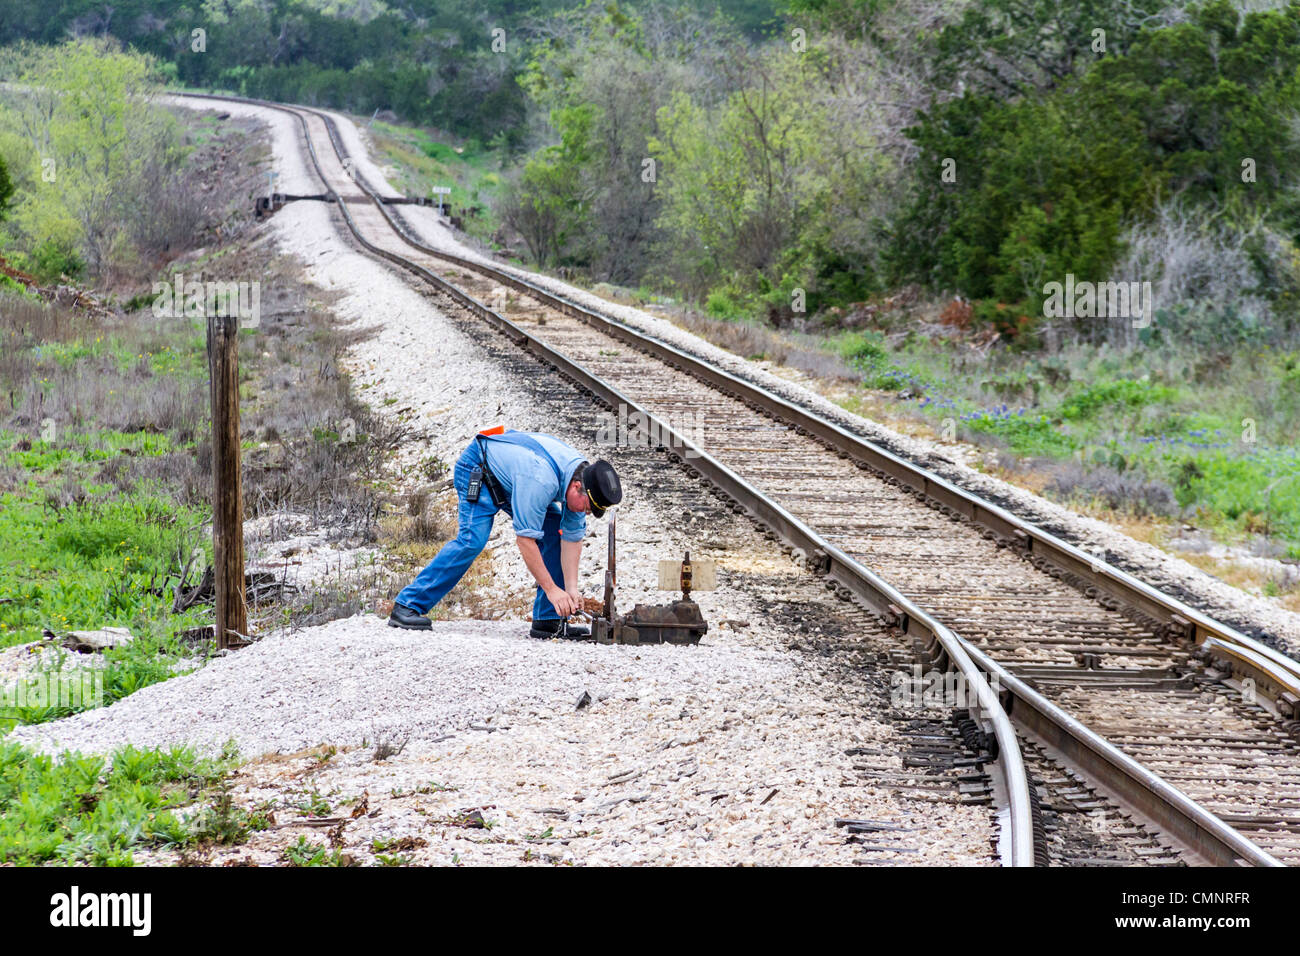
181;91;1300;867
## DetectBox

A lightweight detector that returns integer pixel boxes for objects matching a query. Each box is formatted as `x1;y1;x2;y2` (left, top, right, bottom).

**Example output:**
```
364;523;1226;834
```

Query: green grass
0;740;262;865
282;835;345;867
1172;450;1300;543
705;288;749;320
0;302;215;737
835;330;888;364
963;410;1079;457
822;335;1300;550
1058;378;1179;421
0;431;212;734
0;439;210;646
31;334;205;379
7;431;176;473
368;120;506;246
418;139;463;164
294;790;332;817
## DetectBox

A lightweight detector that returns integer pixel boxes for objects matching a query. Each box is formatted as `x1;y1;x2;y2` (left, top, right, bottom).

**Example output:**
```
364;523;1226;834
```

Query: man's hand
518;535;585;618
547;586;578;617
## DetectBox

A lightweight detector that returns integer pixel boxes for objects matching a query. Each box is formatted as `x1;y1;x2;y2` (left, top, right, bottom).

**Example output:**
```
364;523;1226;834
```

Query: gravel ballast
10;618;792;757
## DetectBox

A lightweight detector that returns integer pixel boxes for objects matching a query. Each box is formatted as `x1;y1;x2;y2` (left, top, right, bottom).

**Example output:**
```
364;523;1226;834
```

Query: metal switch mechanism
580;515;713;646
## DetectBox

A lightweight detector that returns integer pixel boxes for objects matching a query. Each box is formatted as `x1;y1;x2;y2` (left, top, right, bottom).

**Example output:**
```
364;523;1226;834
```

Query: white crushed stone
138;653;995;866
1166;531;1300;588
10;617;792;758
0;641;108;684
250;538;391;595
245;511;395;596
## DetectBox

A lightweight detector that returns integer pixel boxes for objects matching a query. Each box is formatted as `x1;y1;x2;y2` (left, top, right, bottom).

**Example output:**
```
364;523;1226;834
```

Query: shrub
20;239;84;283
704;288;749;320
0;153;12;219
939;298;974;330
0;741;233;865
1171;451;1300;541
1059;378;1178;421
1111;201;1277;349
1045;462;1178;517
836;330;887;365
963;410;1077;458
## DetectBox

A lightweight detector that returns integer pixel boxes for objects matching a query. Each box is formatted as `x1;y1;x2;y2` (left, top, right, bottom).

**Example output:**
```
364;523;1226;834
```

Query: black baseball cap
581;460;622;518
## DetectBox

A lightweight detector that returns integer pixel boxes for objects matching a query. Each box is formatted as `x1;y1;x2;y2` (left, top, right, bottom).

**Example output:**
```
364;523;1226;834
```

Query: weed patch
0;740;259;865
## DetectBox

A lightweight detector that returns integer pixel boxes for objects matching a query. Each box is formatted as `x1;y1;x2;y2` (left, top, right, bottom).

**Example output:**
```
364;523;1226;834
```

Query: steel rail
306;101;1037;868
176;91;1288;866
960;642;1283;866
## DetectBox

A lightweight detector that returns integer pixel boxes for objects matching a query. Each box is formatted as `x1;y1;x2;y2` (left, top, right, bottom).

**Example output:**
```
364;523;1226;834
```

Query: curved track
181;92;1300;867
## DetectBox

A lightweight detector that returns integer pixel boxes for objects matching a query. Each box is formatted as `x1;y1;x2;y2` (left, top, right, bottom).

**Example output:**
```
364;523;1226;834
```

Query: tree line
1;0;1296;350
503;0;1300;349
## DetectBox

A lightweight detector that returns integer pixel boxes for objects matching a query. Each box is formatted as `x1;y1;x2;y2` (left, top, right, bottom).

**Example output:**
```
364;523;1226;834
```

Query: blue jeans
394;443;567;621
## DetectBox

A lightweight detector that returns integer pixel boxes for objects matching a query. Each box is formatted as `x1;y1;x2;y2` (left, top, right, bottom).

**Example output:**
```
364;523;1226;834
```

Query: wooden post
208;313;248;650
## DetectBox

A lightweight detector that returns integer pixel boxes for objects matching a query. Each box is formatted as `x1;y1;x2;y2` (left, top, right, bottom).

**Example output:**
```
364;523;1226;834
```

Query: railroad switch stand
582;518;713;645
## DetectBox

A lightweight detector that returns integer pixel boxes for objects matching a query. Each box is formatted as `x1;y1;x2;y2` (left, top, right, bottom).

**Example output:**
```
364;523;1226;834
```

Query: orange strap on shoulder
478;425;506;436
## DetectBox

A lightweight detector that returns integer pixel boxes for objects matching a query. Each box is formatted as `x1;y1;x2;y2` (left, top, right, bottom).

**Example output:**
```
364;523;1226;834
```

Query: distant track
181;91;1300;867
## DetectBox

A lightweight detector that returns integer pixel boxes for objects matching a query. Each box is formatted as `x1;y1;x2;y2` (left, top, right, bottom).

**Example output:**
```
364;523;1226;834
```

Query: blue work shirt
479;432;588;542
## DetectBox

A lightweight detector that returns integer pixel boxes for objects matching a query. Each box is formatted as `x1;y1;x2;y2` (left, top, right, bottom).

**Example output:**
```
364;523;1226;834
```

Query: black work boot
528;619;590;640
388;603;432;630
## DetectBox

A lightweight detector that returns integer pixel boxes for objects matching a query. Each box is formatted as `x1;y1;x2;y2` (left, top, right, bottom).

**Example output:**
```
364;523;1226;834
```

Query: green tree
0;38;182;275
509;3;731;280
0;154;12;220
650;54;835;311
894;92;1154;305
500;105;594;267
1079;0;1300;217
893;0;1300;315
930;0;1171;97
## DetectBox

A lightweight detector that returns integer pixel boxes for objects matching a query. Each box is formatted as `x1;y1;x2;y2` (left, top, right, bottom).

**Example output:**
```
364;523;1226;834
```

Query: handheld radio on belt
466;461;484;503
467;427;553;515
467;434;510;511
465;426;500;504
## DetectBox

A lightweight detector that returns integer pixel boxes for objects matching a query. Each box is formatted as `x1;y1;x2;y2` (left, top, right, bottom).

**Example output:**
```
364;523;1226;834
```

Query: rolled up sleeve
510;481;550;540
